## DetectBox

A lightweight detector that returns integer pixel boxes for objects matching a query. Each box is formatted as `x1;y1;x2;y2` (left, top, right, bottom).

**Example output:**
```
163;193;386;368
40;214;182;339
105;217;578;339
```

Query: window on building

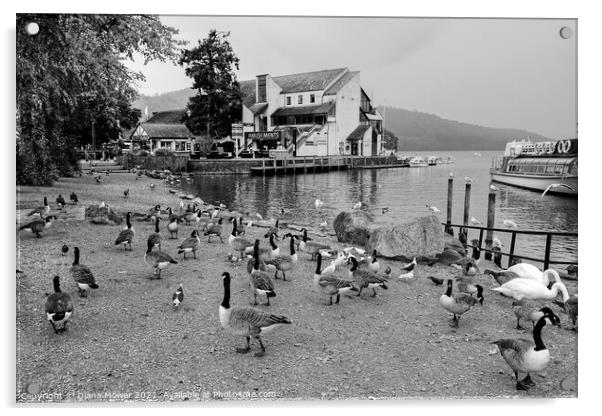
298;95;303;105
310;94;315;103
186;142;191;151
175;141;187;152
286;96;291;106
160;141;170;148
257;75;267;102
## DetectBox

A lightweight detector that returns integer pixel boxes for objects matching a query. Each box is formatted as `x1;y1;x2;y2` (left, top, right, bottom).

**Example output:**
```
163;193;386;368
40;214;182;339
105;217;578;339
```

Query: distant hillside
132;88;196;114
378;106;548;151
131;89;548;150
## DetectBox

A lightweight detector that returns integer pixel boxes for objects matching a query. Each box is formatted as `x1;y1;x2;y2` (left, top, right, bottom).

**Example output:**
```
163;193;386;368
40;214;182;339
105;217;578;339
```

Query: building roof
347;124;370;141
324;71;358;95
249;102;268;115
271;102;336;117
146;110;188;124
239;79;257;108
138;123;193;139
272;68;347;93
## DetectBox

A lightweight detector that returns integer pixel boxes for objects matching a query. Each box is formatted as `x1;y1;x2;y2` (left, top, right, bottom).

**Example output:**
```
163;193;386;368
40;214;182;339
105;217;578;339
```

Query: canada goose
165;207;180;222
267;233;280;257
167;217;180;239
249;240;277;306
367;250;380;273
314;253;358;305
553;294;578;329
219;272;291;357
263;219;281;239
144;240;178;279
455;277;484;301
233;217;246;236
428;276;444;285
471;239;481;261
70;247;99;297
246;255;267;274
484;269;521;286
298;228;332;260
228;220;254;258
61;244;69;256
114;212;135;251
123;189;129;199
492;278;570;302
45;275;74;334
177;230;201;259
491;308;560;390
172;284;184;307
439;279;483;328
264;234;298;281
19;215;56;238
70;192;78;204
95;175;102;184
512;299;548;330
204;218;224;243
56;194;66;208
463;260;479;277
147;217;162;250
27;197;50;217
398;257;417;279
347;256;388;297
182;206;199;225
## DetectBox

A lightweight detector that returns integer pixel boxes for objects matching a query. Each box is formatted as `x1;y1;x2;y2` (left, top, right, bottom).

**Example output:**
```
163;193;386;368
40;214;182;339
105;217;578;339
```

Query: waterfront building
129;110;194;155
239;67;383;157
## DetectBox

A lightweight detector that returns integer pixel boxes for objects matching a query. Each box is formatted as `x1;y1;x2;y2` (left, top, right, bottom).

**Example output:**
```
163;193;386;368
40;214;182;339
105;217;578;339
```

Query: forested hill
378;106;549;151
132;90;548;151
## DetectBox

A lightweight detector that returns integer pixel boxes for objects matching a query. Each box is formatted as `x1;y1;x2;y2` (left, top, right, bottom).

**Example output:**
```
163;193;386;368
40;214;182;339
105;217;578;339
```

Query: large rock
333;210;374;246
444;234;466;256
85;205;122;226
367;215;444;259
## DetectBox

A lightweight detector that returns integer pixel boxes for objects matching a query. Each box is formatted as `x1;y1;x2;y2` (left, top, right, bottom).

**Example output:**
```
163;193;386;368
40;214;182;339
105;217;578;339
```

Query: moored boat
490;139;577;196
409;156;428;167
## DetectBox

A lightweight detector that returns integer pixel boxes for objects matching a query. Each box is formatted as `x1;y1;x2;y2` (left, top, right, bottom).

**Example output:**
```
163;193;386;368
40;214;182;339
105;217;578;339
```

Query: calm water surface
181;151;578;267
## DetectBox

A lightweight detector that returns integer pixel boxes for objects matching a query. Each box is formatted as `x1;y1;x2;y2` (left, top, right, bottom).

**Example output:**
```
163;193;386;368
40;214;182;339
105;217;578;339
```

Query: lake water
181;150;578;268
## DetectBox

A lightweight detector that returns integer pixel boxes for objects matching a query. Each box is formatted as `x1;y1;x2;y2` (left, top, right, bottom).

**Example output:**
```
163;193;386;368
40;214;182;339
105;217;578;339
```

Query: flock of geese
18;171;577;393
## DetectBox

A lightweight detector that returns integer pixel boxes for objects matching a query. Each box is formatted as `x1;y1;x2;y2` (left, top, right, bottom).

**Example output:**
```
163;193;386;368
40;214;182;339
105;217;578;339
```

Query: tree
382;128;399;151
179;30;242;138
16;14;183;185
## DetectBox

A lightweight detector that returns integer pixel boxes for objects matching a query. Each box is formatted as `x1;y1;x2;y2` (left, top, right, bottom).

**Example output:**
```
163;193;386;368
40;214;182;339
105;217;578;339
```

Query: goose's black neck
146;240;153;254
253;241;260;270
126;213;132;229
221;274;231;309
315;253;322;275
73;248;80;266
372;250;377;263
303;228;308;243
350;257;358;272
154;217;159;233
53;276;61;293
289;235;295;255
270;234;277;249
231;220;237;236
533;316;548;351
445;280;453;297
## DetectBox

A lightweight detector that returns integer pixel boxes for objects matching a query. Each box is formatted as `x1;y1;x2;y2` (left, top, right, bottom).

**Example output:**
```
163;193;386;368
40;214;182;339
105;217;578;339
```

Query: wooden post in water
508;232;517;267
543;234;552;270
461;181;472;244
484;191;496;260
446;176;453;233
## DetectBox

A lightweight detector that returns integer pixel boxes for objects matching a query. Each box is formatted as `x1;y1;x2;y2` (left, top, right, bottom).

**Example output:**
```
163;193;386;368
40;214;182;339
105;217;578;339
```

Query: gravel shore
16;173;577;402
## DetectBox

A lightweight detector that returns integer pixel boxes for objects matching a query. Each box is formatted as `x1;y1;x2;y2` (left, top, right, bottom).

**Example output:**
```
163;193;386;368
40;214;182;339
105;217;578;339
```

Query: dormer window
298;95;303;105
286;96;291;106
310;94;315;103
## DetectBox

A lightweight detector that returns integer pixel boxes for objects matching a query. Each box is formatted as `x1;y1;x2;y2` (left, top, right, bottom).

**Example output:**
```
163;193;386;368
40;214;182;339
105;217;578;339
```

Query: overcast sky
126;16;577;139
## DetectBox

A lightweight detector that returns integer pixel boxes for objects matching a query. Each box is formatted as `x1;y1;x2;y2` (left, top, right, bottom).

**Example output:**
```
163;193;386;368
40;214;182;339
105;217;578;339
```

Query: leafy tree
16;14;183;185
179;30;242;138
382;128;399;151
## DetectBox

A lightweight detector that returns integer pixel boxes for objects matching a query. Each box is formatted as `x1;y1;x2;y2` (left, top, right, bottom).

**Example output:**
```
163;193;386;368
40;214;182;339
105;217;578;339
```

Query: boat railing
442;222;577;270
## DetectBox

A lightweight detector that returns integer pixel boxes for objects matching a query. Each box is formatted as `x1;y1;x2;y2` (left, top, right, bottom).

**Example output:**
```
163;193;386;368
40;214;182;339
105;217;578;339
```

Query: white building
129;110;194;155
239;67;383;157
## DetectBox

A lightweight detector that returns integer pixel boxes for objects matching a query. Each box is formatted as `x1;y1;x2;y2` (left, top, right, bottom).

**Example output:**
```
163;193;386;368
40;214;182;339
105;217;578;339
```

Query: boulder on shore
333;210;373;246
85;204;122;226
366;215;444;260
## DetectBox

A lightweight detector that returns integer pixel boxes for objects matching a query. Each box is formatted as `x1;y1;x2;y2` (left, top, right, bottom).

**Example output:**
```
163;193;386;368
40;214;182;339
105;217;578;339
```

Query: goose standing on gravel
167;217;180;239
144;240;178;279
114;212;135;251
512;299;549;330
264;234;298;281
27;197;50;217
228;219;254;258
347;256;388;297
204;218;224;243
147;217;162;250
298;228;332;260
177;230;201;259
172;284;184;308
367;250;380;273
492;278;569;302
19;216;56;238
398;257;417;279
56;194;66;208
61;244;69;257
491;308;560;390
314;253;358;305
70;192;78;204
249;240;277;306
45;275;74;334
219;272;291;357
263;219;281;238
439;279;483;328
70;247;99;297
553;294;578;330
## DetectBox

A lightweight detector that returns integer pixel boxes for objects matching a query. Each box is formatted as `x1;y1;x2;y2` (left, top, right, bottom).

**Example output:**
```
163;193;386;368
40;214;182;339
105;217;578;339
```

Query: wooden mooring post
484;191;496;260
445;176;453;233
461;181;472;244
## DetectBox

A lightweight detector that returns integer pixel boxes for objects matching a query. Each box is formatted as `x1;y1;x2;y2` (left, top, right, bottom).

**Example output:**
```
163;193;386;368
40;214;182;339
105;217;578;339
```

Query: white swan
492;278;569;302
505;263;561;286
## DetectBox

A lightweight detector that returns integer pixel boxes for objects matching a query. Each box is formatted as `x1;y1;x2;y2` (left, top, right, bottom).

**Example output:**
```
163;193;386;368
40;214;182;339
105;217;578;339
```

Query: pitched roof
272;68;347;93
239;79;256;108
347;124;370;141
146;110;187;124
138;123;193;139
324;71;358;95
271;102;336;117
249;102;268;115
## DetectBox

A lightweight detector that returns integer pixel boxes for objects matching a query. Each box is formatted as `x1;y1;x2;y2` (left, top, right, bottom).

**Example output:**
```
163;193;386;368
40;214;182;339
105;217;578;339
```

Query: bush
154;148;174;157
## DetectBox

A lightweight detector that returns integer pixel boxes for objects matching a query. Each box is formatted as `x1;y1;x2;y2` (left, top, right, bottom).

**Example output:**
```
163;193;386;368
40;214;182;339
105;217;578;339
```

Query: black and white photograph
11;2;588;407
